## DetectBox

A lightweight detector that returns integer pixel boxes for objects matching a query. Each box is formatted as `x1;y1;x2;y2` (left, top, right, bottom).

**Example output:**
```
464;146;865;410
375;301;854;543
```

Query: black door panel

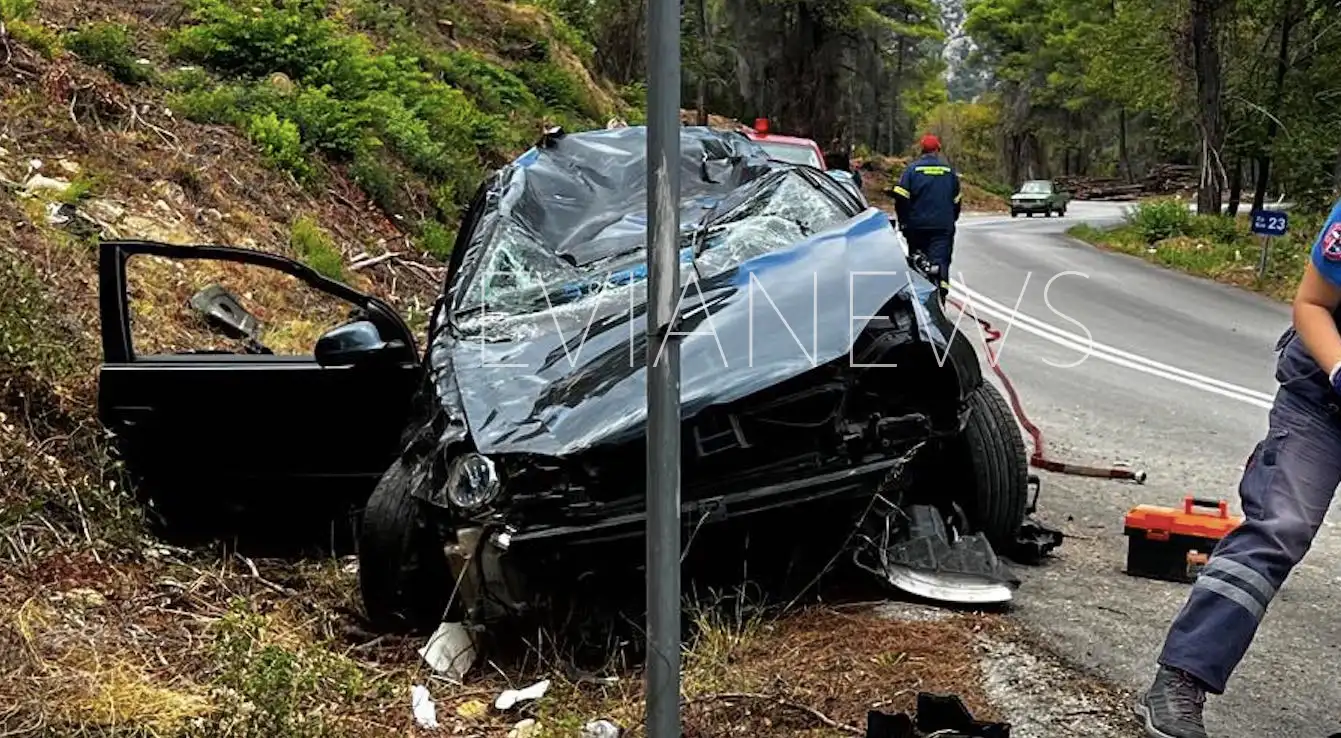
96;240;423;529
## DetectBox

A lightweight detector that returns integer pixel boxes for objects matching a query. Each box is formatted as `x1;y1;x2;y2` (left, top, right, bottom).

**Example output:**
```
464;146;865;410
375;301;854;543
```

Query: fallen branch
236;554;299;597
350;251;401;271
685;692;863;735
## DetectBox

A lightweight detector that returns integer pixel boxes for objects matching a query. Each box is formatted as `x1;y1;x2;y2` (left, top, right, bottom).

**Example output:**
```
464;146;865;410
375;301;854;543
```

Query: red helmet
920;134;941;153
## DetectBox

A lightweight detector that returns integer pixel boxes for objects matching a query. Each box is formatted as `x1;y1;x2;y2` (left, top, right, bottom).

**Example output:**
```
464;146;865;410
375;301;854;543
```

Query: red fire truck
739;118;827;170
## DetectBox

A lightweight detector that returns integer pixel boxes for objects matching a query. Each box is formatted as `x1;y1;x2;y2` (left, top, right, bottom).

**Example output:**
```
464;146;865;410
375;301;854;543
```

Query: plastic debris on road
410;685;439;729
418;621;476;681
495;679;550;710
853;499;1020;605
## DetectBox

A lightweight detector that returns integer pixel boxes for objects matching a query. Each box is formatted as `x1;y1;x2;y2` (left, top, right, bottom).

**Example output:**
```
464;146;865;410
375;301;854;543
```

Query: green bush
168;84;248;124
0;0;35;21
427;50;537;114
8;20;62;57
289;215;344;280
417;220;455;261
170;0;343;83
246;112;314;182
1187;213;1244;245
1126;198;1192;243
163;65;213;91
516;60;593;116
67;22;152;84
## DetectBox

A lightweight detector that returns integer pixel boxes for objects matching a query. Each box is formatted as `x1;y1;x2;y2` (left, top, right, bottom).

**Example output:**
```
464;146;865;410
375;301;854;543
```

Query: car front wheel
954;381;1030;548
358;458;455;633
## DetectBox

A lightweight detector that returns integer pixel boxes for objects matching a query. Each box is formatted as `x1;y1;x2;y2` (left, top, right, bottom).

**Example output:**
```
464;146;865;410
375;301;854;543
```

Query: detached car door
97;240;423;530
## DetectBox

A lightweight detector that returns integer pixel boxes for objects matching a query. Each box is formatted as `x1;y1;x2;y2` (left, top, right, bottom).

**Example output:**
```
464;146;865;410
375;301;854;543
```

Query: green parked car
1009;179;1070;217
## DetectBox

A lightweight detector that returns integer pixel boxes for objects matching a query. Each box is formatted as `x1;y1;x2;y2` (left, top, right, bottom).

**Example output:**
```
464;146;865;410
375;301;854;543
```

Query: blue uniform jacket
892;154;962;233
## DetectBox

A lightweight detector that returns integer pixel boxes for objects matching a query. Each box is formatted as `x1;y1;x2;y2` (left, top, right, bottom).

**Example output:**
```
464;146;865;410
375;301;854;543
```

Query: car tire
956;380;1030;549
358;458;455;633
1010;210;1018;218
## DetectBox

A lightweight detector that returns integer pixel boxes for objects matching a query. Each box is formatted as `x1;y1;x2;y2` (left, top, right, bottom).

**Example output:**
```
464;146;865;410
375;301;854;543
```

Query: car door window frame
99;239;418;364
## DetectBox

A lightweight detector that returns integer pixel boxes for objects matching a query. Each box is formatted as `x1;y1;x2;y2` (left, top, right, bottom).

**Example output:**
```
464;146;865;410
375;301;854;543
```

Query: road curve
951;203;1341;738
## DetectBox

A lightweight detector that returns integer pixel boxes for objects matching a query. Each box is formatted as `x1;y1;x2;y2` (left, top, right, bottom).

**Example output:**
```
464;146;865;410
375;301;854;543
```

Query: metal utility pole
645;0;682;731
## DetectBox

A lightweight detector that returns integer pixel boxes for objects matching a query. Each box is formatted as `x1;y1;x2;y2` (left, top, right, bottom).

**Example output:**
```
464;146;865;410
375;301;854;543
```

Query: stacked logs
1052;164;1199;200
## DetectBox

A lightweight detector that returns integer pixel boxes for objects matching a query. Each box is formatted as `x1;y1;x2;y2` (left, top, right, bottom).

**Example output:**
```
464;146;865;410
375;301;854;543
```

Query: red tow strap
946;296;1148;484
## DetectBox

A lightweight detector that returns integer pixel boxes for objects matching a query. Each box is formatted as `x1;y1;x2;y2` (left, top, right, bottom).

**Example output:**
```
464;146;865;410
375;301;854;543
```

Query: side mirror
315;320;400;367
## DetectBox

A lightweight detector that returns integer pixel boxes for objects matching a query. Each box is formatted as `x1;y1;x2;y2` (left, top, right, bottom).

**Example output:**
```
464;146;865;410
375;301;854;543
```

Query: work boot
1135;666;1209;738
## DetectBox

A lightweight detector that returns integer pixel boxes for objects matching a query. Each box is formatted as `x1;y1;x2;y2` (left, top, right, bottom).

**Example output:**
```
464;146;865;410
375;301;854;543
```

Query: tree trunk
1227;155;1243;216
1251;2;1296;213
694;0;709;126
1118;107;1132;182
1191;0;1227;216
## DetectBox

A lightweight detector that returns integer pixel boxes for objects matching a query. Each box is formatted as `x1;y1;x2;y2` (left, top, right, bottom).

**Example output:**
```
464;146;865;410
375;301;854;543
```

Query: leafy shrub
428;50;537;114
1126;198;1192;243
289;215;344;280
286;86;368;156
170;0;343;82
1187;213;1244;245
8;20;62;57
0;0;34;21
211;600;370;738
67;22;152;84
417;220;455;261
516;60;592;116
246;112;313;182
163;65;213;91
168;84;248;124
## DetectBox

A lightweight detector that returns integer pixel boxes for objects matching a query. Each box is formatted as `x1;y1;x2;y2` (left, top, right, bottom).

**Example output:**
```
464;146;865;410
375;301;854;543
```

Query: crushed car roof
428;125;949;457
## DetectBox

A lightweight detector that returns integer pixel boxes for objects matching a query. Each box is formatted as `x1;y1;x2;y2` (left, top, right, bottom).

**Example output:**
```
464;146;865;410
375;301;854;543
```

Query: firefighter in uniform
1137;195;1341;738
892;134;962;298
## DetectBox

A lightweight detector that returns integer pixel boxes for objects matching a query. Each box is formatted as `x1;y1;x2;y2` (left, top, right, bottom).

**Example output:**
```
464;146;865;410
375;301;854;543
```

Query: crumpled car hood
427;126;951;459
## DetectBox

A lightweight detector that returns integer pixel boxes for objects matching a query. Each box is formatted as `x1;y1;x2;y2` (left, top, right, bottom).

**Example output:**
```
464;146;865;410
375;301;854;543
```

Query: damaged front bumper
442;454;911;623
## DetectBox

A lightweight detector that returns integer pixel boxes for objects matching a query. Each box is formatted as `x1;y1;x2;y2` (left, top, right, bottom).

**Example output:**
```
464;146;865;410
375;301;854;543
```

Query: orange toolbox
1123;497;1243;583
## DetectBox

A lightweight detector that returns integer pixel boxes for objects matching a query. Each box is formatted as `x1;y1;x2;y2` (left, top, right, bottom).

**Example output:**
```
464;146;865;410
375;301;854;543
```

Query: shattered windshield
455;170;852;331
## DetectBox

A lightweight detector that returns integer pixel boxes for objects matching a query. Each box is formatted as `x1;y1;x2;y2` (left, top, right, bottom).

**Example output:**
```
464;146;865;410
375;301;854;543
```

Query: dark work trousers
903;228;955;291
1158;327;1341;694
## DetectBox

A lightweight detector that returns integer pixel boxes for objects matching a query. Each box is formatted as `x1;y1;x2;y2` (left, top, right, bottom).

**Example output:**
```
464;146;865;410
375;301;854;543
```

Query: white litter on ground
418;622;476;681
410;684;439;729
495;679;551;710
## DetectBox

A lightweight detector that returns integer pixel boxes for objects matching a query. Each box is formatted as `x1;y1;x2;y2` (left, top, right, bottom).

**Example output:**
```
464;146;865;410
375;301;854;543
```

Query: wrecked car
95;125;1036;634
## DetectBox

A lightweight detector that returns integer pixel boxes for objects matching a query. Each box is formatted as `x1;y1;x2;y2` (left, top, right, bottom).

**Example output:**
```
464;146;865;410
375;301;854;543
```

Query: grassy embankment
1068;198;1328;301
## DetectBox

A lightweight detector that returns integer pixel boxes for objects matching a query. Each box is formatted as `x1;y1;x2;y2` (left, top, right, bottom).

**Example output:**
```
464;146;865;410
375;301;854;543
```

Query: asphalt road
949;202;1341;737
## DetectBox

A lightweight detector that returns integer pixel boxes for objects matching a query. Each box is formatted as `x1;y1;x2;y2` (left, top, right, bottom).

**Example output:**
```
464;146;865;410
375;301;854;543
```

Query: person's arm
1293;202;1341;384
892;167;912;228
952;171;962;221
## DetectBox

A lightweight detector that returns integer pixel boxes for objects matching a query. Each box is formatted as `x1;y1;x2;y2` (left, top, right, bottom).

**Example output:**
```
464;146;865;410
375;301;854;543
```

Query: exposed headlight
445;453;502;509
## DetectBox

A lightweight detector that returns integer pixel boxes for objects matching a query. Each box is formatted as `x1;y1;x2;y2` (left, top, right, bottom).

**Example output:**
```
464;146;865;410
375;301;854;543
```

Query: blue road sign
1250;209;1288;237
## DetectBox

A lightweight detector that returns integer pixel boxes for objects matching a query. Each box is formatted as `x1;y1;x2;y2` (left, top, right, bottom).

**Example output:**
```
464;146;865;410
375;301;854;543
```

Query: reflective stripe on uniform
914;165;952;175
893;186;910;198
1191;557;1277;621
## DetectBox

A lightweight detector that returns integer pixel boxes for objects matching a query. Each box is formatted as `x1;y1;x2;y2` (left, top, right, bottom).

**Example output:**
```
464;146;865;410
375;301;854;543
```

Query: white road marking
949;281;1275;410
